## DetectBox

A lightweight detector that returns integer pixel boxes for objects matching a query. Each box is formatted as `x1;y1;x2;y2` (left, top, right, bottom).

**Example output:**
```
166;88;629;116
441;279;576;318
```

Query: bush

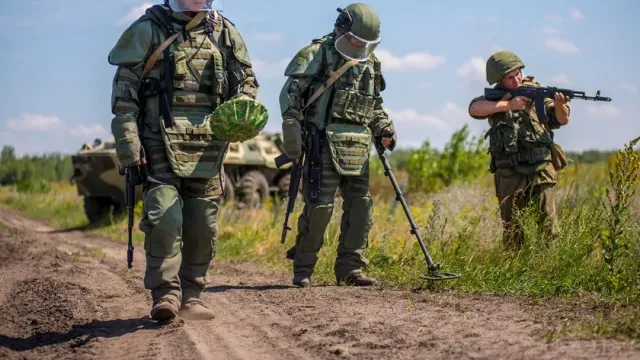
406;124;490;193
16;178;51;194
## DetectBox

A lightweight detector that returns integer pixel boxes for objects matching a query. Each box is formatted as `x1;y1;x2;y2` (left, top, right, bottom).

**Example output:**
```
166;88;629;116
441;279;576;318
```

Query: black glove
119;160;148;185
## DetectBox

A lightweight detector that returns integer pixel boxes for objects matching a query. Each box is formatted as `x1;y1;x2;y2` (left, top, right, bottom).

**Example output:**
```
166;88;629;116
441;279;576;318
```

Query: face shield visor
166;0;223;12
334;31;381;62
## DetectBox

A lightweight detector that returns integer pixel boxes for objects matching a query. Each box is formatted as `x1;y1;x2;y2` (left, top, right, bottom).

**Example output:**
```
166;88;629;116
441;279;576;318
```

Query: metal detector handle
374;138;439;272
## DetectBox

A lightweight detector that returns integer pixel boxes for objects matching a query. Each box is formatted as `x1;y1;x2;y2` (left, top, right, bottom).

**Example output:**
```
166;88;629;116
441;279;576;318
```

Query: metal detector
375;137;460;281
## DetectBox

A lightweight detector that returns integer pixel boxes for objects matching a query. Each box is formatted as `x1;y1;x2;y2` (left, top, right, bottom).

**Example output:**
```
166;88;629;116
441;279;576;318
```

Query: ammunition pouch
329;89;376;126
325;123;372;176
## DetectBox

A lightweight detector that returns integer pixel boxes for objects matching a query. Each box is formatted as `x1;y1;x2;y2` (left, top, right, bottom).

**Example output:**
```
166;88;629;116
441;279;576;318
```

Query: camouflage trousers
289;143;373;280
494;169;559;251
140;137;223;304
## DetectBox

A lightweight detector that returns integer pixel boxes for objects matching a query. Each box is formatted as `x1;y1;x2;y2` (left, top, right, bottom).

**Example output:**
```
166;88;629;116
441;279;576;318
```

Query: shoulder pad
284;42;325;77
221;17;252;67
108;19;154;66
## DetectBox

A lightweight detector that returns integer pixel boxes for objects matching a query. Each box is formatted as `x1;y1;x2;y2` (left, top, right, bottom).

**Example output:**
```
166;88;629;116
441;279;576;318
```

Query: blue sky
1;0;638;156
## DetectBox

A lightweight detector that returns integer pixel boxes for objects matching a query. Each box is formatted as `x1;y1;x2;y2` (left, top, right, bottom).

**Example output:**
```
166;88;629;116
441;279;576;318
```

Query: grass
1;142;638;341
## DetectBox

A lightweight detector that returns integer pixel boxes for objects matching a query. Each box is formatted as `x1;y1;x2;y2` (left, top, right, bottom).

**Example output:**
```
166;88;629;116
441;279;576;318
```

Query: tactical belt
494;147;552;168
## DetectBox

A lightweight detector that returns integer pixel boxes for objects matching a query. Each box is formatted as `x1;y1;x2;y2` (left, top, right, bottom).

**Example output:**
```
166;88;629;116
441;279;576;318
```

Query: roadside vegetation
1;130;638;340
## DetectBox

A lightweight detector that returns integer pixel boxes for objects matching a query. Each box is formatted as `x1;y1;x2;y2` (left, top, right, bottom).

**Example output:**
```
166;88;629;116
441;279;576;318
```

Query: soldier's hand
122;158;147;185
553;92;568;107
381;128;395;149
508;96;530;111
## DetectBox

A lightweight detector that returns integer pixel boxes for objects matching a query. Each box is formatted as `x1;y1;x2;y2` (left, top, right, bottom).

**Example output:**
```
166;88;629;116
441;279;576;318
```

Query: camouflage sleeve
468;95;489;120
544;97;571;130
277;43;324;158
222;18;259;100
108;20;154;166
278;76;314;158
368;59;397;150
227;59;259;100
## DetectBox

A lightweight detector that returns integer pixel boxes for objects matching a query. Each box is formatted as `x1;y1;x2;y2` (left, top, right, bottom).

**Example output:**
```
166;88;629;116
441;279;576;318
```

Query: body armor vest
306;36;381;176
142;6;229;178
485;78;554;172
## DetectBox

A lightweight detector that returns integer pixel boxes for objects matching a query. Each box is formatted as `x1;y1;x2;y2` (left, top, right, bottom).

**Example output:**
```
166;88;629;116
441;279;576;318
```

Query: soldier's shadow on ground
0;316;161;352
205;284;293;293
47;224;93;234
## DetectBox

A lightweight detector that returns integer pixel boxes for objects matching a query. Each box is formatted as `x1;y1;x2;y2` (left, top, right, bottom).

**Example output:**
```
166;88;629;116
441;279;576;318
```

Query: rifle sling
298;59;359;119
142;11;207;77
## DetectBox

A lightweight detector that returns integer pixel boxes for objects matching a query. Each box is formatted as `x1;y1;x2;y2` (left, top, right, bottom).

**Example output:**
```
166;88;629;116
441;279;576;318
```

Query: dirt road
0;207;637;360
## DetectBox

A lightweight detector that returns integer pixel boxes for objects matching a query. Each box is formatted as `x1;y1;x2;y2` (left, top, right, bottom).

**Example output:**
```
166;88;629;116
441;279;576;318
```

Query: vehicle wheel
237;170;269;209
276;173;290;200
84;196;112;224
221;170;235;205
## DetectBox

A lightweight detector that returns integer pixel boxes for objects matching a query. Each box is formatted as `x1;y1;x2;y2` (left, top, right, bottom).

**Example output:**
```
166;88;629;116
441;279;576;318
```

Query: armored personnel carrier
71;133;292;223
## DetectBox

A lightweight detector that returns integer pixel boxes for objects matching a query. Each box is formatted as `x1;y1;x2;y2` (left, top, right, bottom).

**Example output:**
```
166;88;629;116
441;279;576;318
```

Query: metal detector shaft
375;143;438;272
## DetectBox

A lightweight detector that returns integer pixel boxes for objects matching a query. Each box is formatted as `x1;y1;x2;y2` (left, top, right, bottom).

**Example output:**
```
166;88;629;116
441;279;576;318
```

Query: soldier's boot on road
337;270;377;287
292;272;311;288
180;298;215;321
150;295;181;322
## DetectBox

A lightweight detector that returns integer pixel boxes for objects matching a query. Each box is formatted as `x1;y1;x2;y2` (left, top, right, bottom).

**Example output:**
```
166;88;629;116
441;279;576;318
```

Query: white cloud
489;44;504;52
385;108;447;127
586;105;622;118
383;102;482;149
118;3;154;26
545;14;564;23
457;57;485;82
545;38;580;54
549;73;570;86
385;102;468;129
570;8;586;21
252;58;290;78
6;113;63;132
623;84;638;94
68;124;108;137
540;26;560;35
375;49;445;71
255;32;283;42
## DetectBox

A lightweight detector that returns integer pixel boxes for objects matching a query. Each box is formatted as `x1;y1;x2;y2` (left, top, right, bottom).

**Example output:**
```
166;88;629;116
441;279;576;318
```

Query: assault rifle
118;159;147;269
275;149;304;244
484;86;612;123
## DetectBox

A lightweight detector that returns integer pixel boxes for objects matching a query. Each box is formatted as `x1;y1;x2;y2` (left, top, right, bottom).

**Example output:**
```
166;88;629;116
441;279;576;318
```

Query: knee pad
182;197;220;264
298;204;334;252
139;184;183;258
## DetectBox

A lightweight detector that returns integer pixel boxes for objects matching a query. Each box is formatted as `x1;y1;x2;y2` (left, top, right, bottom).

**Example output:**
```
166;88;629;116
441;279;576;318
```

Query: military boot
150;295;181;321
337;270;377;286
180;298;215;320
292;272;311;288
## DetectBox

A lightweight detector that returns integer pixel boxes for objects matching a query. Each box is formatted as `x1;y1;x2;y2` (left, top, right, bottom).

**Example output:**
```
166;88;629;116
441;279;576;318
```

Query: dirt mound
0;228;27;266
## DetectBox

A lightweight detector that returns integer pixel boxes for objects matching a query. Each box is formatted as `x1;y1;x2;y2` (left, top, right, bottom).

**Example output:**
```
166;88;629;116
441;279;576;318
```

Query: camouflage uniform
469;51;569;250
108;3;258;319
279;4;397;286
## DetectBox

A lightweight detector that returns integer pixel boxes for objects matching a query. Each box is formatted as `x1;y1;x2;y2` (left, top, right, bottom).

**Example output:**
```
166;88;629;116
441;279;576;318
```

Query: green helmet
485;51;525;85
208;98;269;142
334;3;382;61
